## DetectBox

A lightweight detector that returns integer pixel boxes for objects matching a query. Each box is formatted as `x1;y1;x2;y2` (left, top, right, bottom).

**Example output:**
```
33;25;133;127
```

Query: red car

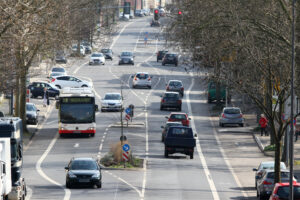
166;112;191;127
269;182;300;200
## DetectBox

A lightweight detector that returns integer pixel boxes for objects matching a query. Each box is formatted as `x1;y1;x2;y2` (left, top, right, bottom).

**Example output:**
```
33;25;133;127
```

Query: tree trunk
266;65;275;145
20;70;27;132
274;138;282;183
15;75;20;117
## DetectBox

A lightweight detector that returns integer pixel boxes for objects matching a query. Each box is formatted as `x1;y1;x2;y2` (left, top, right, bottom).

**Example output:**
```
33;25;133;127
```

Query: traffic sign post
122;144;130;168
122;144;130;152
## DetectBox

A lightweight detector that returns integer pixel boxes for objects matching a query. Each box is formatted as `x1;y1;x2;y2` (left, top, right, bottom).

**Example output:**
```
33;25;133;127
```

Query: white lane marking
45;120;57;125
74;143;79;148
113;182;119;200
141;111;149;199
134;26;146;52
73;61;89;74
36;133;71;200
186;73;220;200
25;186;32;200
209;116;248;197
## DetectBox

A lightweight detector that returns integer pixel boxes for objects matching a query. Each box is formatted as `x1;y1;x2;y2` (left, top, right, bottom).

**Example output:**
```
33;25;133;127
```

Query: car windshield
169;81;182;87
92;53;103;57
267;172;290;179
104;94;121;100
70;160;98;170
136;73;149;79
101;49;110;53
52;68;65;73
277;186;300;199
260;162;286;170
60;104;94;123
121;52;132;56
170;114;187;120
51;72;63;77
167;54;176;57
26;104;36;111
164;93;179;98
224;108;241;114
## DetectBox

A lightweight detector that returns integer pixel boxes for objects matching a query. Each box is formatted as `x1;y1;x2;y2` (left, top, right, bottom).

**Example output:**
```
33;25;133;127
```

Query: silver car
101;93;123;112
132;72;152;89
166;80;184;96
219;107;244;127
253;161;287;189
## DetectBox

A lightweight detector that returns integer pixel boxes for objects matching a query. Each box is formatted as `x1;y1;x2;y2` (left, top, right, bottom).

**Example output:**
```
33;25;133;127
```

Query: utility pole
120;85;124;146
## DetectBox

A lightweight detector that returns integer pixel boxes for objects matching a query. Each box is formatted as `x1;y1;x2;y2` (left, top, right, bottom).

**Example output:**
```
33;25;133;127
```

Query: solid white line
73;61;88;74
186;73;220;200
36;133;71;200
25;186;32;200
113;182;119;200
209;116;248;197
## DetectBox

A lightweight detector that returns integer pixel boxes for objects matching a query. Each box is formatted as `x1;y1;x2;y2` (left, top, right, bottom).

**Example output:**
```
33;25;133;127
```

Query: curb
252;133;274;157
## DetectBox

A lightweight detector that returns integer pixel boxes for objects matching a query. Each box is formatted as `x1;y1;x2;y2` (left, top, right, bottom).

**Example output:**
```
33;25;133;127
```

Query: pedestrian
259;114;268;136
43;87;49;107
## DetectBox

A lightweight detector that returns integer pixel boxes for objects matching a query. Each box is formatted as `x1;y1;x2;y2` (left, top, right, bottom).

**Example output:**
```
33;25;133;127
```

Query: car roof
170;112;187;115
72;157;96;161
168;80;182;83
105;93;121;95
264;169;290;173
223;107;241;110
164;92;180;95
136;72;149;74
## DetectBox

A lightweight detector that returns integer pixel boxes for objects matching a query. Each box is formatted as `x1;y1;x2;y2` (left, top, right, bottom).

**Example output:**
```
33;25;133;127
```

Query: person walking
43;87;49;107
259;114;268;136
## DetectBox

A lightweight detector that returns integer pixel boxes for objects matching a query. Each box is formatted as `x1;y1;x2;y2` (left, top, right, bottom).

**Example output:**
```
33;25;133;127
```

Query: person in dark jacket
43;87;49;107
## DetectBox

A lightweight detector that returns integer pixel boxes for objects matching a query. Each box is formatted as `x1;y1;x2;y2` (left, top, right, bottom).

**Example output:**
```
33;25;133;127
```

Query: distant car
89;53;105;65
142;8;150;16
82;41;92;54
256;169;295;200
26;103;39;125
119;52;134;65
159;8;166;16
207;81;230;103
162;53;178;66
150;20;160;27
51;75;93;89
55;54;67;64
166;112;190;126
28;81;60;98
132;72;152;89
72;45;85;56
166;80;184;96
49;72;66;81
65;157;102;188
100;49;113;60
161;121;183;142
269;182;300;200
160;92;182;111
157;50;168;62
135;10;144;17
253;161;287;189
48;67;67;78
101;93;122;112
219;107;244;127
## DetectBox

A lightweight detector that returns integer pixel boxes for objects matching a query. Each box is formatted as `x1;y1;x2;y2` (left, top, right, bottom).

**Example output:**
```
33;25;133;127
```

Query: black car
26;103;39;125
28;82;60;98
119;52;134;65
65;157;102;188
55;54;67;64
160;91;182;111
157;50;168;62
161;121;183;142
162;53;178;66
101;48;113;60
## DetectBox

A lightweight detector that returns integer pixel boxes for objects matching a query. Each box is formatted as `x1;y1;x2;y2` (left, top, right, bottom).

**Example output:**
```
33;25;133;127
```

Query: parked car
48;67;67;78
132;72;152;89
253;161;287;189
164;126;196;159
100;49;113;60
101;93;122;112
162;53;178;66
51;75;93;89
269;182;300;200
135;10;144;17
219;107;244;127
82;41;92;54
166;80;184;96
55;54;67;64
161;121;183;142
26;103;39;125
166;112;190;126
207;81;230;103
159;8;166;16
157;50;168;62
65;157;102;188
160;92;182;111
256;169;296;200
72;45;85;56
28;81;60;98
150;20;160;27
119;52;134;65
89;53;105;65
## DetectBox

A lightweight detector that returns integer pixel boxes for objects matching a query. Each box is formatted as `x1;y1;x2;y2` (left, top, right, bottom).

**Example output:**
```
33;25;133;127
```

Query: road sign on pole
122;151;129;161
122;144;130;152
125;107;131;115
125;114;131;121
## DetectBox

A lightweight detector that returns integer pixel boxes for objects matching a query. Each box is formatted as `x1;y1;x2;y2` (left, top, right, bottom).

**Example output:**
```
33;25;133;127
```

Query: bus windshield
60;104;94;123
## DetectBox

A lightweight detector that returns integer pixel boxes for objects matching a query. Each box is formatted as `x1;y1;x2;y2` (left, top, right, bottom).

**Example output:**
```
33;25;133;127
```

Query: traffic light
154;9;160;21
178;10;182;15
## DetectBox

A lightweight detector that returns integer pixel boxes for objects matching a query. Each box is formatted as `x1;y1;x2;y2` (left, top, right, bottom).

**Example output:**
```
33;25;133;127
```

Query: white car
101;93;123;112
132;72;152;89
51;75;93;89
72;45;85;56
89;53;105;65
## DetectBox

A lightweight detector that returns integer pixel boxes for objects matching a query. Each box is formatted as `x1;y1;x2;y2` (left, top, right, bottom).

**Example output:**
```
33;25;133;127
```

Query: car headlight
92;173;100;179
68;172;77;178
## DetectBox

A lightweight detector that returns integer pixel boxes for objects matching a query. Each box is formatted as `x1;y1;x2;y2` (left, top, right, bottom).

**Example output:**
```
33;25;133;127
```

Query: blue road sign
125;107;131;114
122;144;130;152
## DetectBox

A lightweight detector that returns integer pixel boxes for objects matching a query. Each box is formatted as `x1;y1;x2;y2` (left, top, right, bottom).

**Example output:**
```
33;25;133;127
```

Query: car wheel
132;85;136;89
208;98;212;103
161;136;164;142
148;86;151;89
82;85;88;87
89;63;92;65
164;150;168;158
56;85;61;89
190;153;194;159
240;123;244;127
97;182;102;188
66;181;71;189
160;106;163;110
90;133;95;137
220;123;224;127
101;109;105;112
132;62;134;65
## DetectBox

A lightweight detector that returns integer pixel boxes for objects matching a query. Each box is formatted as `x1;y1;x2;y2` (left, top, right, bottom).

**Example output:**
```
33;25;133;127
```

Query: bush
264;144;275;151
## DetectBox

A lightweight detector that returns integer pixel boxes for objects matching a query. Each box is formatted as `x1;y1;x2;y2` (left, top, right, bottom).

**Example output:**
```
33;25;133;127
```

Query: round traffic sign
122;144;130;152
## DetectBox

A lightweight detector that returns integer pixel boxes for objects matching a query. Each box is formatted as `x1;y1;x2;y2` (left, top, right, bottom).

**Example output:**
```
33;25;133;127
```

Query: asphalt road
22;16;266;200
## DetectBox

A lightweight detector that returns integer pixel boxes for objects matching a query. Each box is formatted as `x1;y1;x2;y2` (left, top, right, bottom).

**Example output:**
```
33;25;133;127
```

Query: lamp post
289;0;296;199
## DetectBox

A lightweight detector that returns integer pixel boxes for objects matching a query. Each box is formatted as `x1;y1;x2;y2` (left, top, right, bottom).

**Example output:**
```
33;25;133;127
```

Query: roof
168;80;182;82
164;91;180;94
136;72;149;74
104;93;121;95
73;157;96;161
170;112;188;115
60;87;94;97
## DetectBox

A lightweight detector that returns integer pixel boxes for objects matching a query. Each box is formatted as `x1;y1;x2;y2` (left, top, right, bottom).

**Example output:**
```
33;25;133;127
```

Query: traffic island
111;121;145;128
